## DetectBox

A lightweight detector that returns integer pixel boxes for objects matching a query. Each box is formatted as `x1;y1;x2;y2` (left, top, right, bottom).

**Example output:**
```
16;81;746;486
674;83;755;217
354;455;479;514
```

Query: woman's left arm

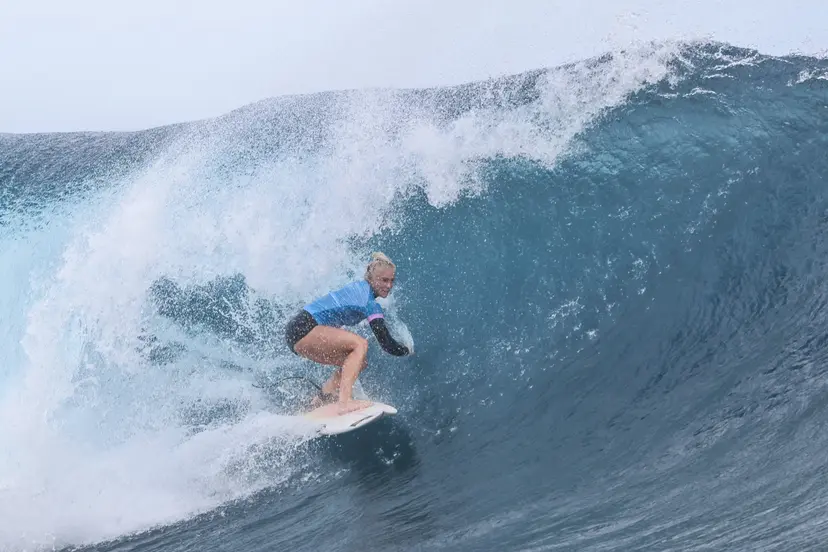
369;318;410;356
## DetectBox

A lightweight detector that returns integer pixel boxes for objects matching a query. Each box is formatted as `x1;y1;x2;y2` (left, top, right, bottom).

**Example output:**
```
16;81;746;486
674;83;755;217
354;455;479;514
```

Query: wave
1;41;828;551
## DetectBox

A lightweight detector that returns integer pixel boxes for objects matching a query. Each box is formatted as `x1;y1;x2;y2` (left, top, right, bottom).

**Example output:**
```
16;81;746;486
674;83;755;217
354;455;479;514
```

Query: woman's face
369;266;396;298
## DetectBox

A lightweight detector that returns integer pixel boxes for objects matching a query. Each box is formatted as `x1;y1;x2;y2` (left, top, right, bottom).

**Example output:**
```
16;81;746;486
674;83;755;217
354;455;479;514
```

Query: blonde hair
365;251;396;280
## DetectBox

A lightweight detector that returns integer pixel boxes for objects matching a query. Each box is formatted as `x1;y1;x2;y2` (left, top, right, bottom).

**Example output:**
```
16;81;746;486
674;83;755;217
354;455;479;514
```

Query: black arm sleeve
369;318;410;356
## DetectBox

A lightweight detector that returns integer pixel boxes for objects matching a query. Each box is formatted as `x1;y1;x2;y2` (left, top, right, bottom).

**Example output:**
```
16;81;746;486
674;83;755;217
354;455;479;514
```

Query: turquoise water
2;42;828;551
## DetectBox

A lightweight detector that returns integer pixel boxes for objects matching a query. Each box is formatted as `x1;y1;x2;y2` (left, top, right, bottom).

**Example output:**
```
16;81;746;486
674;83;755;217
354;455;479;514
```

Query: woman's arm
369;318;410;356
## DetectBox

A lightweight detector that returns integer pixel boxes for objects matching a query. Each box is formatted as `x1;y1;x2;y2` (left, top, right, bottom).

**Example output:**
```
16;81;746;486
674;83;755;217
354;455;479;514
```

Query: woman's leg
294;325;370;412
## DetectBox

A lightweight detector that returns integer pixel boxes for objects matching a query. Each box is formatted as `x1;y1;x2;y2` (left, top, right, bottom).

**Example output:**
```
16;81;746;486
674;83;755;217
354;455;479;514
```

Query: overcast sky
2;0;826;133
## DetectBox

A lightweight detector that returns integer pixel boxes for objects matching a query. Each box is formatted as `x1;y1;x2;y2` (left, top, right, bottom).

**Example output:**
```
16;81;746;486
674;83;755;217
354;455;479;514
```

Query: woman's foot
337;399;372;415
309;390;337;409
306;400;372;419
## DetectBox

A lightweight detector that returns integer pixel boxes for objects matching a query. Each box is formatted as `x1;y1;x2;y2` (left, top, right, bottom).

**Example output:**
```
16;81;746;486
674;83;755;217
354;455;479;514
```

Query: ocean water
1;41;828;551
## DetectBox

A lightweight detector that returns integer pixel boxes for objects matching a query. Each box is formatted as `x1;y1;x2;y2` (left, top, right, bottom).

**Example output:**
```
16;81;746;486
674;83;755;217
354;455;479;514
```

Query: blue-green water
2;42;828;551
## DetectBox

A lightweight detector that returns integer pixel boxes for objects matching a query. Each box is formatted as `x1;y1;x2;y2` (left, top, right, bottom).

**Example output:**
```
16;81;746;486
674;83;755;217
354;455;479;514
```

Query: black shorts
285;309;317;354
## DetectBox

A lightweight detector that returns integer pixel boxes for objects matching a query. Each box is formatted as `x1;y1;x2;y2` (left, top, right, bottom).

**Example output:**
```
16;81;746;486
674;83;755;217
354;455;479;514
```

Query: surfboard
303;401;397;436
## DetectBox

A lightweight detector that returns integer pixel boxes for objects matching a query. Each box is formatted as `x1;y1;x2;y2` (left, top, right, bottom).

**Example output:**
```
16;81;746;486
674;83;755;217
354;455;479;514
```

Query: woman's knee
351;336;369;354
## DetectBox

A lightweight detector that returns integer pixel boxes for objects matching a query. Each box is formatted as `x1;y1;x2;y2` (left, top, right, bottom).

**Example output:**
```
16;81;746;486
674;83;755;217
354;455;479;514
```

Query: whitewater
1;39;828;551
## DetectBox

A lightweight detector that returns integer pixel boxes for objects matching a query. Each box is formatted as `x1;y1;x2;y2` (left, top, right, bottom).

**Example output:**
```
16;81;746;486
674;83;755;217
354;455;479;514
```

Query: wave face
2;42;828;552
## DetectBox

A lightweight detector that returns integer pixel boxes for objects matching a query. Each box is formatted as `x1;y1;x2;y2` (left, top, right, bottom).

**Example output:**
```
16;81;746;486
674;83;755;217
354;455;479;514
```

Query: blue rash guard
293;280;409;356
304;280;385;327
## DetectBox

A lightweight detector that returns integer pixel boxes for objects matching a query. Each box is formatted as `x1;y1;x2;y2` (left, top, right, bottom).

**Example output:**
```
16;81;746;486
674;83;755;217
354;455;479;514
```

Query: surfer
284;252;412;414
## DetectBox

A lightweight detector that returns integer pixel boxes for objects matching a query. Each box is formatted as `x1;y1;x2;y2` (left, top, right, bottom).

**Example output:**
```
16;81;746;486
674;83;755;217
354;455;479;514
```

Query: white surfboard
303;401;397;436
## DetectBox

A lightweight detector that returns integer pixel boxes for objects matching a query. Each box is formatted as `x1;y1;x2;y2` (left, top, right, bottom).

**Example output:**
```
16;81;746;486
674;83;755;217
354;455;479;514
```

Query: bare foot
337;399;372;415
306;400;372;419
309;391;337;409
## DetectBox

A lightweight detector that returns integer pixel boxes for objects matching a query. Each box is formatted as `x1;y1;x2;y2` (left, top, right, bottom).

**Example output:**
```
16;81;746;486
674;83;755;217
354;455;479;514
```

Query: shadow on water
308;417;421;481
292;418;440;552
